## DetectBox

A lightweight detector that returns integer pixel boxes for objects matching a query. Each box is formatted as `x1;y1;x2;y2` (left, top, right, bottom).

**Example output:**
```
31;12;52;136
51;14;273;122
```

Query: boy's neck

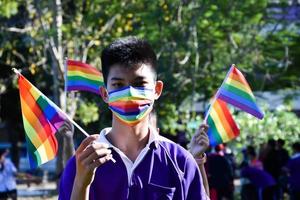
109;116;150;162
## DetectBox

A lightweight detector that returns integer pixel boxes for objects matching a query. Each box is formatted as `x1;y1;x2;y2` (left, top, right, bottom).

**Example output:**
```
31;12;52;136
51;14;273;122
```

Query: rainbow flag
66;60;104;95
18;74;67;169
207;99;240;146
218;65;264;119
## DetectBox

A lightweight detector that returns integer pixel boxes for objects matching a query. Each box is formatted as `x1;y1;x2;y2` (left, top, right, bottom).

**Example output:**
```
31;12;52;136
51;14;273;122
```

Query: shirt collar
97;126;160;150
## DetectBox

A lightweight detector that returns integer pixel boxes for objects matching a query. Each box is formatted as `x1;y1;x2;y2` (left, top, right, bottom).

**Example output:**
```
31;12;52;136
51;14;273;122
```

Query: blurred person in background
205;144;234;200
261;139;290;199
56;120;76;189
240;146;276;200
222;143;236;176
247;146;263;170
0;149;17;200
240;165;276;200
285;142;300;200
276;139;289;170
276;139;290;199
262;139;279;180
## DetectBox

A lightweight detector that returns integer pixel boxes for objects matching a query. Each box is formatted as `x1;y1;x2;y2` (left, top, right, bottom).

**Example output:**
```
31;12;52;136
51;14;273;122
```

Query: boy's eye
112;83;124;88
133;82;148;87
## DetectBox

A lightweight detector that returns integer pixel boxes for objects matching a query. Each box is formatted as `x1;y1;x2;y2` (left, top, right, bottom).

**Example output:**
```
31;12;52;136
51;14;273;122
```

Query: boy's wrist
74;176;91;191
71;178;91;200
194;153;207;165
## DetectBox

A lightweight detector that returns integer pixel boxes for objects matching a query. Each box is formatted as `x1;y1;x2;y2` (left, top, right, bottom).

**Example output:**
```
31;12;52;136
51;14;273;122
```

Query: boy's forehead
107;64;155;80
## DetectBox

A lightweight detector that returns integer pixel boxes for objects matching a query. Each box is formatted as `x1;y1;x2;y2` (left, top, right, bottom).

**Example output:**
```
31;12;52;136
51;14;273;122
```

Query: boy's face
100;63;163;103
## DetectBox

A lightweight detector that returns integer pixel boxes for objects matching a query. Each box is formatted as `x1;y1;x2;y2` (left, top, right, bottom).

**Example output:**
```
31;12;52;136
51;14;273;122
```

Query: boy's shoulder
158;135;190;153
157;135;195;166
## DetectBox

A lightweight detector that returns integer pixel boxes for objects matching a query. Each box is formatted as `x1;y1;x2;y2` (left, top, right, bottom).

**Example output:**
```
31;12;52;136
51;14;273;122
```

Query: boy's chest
90;149;182;200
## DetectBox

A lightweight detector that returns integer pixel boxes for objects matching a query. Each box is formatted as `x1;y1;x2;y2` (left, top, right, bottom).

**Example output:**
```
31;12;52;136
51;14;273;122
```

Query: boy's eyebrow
110;77;124;81
134;76;147;81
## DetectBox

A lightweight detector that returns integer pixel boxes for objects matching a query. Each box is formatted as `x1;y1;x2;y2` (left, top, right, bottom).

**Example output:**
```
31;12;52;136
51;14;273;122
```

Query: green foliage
158;102;179;135
76;102;99;125
0;0;299;136
234;105;300;153
0;1;18;18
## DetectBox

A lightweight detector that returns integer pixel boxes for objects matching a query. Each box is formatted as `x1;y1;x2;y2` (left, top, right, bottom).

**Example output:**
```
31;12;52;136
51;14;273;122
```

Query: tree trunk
52;0;76;189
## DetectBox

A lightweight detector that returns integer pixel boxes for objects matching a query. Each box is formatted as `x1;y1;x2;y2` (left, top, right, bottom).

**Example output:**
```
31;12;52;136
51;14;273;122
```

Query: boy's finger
199;124;209;134
196;135;209;143
78;142;110;161
83;148;112;166
76;135;99;154
89;154;113;170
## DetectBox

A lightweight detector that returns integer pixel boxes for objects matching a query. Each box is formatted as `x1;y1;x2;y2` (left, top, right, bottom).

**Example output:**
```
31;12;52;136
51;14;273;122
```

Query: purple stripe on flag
219;88;258;110
67;86;100;94
49;112;66;130
219;94;264;119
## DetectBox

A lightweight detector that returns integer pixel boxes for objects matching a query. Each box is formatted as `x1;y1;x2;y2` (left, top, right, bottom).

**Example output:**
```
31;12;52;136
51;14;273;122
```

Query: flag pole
203;64;235;123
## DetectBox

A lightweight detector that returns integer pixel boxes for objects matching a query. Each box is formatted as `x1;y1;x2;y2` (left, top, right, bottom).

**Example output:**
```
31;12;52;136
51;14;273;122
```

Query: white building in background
181;90;300;115
255;90;300;111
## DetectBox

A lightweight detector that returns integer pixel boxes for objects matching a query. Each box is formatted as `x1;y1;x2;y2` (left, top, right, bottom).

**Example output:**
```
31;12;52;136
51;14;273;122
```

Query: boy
59;37;208;200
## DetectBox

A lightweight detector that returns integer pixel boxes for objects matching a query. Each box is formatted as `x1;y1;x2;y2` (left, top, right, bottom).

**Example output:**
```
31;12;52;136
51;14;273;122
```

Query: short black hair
101;36;157;85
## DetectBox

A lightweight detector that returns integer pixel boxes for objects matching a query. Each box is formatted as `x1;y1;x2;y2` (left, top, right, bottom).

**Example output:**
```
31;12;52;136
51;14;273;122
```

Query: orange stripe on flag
228;71;252;91
214;100;235;139
68;65;102;76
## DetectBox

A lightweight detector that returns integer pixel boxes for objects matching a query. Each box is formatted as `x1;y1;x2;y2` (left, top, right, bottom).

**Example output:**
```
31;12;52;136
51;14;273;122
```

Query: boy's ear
154;80;163;100
100;86;109;103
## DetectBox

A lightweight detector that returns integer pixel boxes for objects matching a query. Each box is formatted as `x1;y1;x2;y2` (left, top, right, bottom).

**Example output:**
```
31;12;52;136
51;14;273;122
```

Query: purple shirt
59;139;207;200
241;166;276;189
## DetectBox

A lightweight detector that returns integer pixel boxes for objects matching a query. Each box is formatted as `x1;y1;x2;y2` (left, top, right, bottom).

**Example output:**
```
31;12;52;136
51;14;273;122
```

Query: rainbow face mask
108;86;154;126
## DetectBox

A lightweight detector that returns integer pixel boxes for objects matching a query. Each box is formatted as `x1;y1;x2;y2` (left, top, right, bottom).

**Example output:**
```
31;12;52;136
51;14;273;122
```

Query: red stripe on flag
218;100;240;137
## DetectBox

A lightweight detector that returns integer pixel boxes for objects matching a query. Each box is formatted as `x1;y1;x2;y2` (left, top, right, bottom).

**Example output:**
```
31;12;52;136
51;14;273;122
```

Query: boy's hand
189;124;209;157
74;135;112;188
